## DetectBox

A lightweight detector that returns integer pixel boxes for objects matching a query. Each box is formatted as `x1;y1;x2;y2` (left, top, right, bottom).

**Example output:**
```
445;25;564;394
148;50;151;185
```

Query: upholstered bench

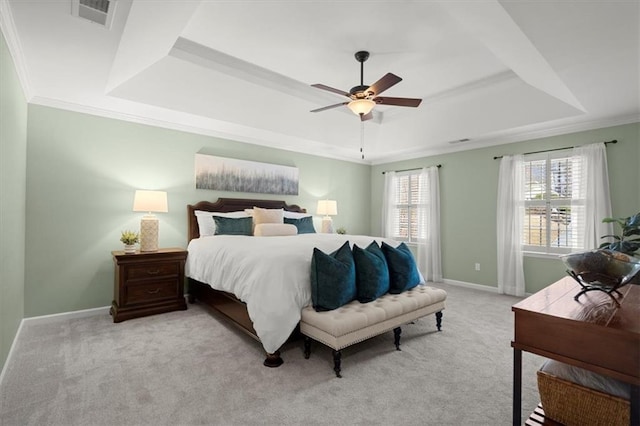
300;284;447;377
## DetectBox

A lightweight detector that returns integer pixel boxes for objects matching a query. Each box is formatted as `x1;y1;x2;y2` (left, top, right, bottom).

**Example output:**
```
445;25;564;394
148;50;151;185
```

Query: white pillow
246;209;310;219
254;223;298;237
283;211;312;219
194;210;216;237
195;210;248;237
211;211;250;218
252;207;284;225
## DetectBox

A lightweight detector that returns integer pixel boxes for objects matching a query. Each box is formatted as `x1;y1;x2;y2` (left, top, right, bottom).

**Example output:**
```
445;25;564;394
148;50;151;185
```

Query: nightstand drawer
125;279;178;304
125;262;179;281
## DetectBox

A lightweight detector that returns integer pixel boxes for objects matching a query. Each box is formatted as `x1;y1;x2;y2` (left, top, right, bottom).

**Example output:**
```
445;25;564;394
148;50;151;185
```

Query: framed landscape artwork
195;154;299;195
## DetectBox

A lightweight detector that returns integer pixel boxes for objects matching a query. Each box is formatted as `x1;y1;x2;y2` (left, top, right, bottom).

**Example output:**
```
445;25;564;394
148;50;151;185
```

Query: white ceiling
2;0;639;164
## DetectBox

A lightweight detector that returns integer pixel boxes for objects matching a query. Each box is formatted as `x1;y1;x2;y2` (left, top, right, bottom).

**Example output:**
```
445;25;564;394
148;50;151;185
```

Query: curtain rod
381;164;442;174
492;140;617;160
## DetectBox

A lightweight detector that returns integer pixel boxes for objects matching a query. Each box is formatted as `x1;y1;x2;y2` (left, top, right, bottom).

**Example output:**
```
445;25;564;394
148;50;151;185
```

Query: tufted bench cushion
300;284;447;376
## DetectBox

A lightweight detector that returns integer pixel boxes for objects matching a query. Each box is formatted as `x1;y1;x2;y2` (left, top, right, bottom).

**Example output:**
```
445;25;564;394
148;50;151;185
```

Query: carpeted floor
0;283;543;425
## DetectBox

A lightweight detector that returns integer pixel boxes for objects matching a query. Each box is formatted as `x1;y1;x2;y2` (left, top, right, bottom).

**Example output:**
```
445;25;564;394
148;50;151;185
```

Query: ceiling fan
310;51;422;121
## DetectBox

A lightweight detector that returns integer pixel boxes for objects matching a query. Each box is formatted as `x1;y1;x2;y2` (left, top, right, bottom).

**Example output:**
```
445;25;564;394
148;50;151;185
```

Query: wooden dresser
511;277;639;426
110;248;188;323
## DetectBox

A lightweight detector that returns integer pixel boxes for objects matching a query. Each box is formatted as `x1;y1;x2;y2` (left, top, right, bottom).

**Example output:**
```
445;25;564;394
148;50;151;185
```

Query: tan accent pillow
254;223;297;236
252;207;284;225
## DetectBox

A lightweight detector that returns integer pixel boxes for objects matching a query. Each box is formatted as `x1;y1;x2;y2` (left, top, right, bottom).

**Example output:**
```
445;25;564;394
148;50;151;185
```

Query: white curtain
381;171;397;238
417;166;442;282
496;155;526;296
572;143;613;249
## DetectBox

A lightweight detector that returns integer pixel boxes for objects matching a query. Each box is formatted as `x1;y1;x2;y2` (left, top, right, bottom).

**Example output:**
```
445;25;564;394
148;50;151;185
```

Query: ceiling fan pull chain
361;122;365;160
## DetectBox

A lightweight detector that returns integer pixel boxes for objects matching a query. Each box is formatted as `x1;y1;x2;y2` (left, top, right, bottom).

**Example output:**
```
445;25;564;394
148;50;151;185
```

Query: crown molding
29;95;369;165
0;0;33;100
28;95;639;167
24;93;640;167
369;113;640;165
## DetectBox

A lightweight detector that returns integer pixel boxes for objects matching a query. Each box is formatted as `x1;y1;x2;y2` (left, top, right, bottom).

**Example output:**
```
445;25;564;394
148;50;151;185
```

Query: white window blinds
388;172;426;243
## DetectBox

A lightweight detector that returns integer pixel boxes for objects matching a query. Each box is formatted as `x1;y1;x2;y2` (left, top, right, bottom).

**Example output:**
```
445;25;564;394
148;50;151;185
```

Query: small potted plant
120;230;139;254
336;227;347;235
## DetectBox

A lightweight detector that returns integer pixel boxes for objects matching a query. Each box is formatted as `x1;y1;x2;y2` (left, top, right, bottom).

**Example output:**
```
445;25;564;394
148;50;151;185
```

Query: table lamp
317;199;337;233
133;190;168;252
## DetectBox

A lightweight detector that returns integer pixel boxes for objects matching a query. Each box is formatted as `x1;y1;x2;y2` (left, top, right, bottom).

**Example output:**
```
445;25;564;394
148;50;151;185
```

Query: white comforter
185;233;403;353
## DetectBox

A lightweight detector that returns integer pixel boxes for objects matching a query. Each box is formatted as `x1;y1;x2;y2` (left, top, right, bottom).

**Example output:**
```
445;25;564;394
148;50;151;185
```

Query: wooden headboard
187;197;307;242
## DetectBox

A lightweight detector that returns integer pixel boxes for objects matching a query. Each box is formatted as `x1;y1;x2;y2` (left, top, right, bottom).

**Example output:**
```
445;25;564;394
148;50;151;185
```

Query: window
522;150;583;254
383;166;442;282
387;171;426;243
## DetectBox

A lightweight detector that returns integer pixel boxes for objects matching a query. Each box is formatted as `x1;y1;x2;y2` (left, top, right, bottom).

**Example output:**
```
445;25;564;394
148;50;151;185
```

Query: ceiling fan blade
310;102;349;113
366;73;402;97
374;96;422;107
311;84;351;98
360;111;373;122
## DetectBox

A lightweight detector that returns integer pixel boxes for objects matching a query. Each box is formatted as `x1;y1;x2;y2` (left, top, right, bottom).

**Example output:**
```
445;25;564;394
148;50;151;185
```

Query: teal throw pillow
284;216;316;234
310;241;356;311
213;216;253;236
353;241;390;303
381;242;421;293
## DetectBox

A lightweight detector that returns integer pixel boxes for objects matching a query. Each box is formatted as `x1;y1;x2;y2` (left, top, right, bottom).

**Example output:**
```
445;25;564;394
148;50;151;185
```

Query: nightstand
110;247;188;323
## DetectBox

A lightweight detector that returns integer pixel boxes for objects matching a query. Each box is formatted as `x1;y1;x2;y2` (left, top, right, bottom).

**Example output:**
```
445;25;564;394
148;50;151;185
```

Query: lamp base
139;215;159;252
321;217;334;234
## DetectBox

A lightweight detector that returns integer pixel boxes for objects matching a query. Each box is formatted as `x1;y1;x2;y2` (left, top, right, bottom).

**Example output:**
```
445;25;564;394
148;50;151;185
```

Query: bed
185;197;409;367
186;198;306;367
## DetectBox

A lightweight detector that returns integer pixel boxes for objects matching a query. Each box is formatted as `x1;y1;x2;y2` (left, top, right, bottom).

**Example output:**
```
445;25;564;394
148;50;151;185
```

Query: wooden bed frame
186;197;307;367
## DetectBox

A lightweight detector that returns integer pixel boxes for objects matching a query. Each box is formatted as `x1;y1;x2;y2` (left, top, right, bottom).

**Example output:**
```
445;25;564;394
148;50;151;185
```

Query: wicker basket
537;370;630;426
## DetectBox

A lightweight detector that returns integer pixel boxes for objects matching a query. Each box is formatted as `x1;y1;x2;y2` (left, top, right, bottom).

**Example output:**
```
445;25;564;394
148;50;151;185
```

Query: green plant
120;230;139;245
336;227;347;235
599;212;640;256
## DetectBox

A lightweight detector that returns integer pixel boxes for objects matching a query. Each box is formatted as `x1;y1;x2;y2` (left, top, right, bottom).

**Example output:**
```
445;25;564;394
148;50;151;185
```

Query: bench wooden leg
303;336;311;359
436;311;443;331
393;327;402;350
332;350;342;378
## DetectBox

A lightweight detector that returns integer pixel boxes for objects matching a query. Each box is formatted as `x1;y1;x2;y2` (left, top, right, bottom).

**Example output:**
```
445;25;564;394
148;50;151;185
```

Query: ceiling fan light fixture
347;99;375;116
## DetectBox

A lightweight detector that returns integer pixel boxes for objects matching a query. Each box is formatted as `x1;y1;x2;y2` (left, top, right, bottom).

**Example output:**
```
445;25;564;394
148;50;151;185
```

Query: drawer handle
146;269;160;275
146;288;161;294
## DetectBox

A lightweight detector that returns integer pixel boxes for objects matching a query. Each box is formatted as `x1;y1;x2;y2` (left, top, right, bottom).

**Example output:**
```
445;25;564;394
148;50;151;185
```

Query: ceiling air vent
71;0;116;29
448;138;471;144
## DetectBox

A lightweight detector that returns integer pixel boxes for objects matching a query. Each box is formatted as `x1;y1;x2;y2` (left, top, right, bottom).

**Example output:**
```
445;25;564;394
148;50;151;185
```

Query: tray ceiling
3;0;638;163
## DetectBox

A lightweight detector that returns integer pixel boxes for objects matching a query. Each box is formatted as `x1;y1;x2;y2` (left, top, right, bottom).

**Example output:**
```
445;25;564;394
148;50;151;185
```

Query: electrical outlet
475;263;481;271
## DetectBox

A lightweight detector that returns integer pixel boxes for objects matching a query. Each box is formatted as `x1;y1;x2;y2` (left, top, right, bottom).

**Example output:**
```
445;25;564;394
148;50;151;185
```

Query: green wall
371;122;640;294
24;105;371;317
0;31;27;371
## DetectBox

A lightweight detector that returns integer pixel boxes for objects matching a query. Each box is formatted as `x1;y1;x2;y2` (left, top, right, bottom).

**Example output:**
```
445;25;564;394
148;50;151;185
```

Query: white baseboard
440;279;533;297
0;319;25;387
440;279;500;293
22;305;110;325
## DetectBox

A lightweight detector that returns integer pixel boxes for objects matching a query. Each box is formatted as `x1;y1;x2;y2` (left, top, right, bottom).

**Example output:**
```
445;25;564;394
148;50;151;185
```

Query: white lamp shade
347;99;375;116
317;199;338;216
133;190;168;213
